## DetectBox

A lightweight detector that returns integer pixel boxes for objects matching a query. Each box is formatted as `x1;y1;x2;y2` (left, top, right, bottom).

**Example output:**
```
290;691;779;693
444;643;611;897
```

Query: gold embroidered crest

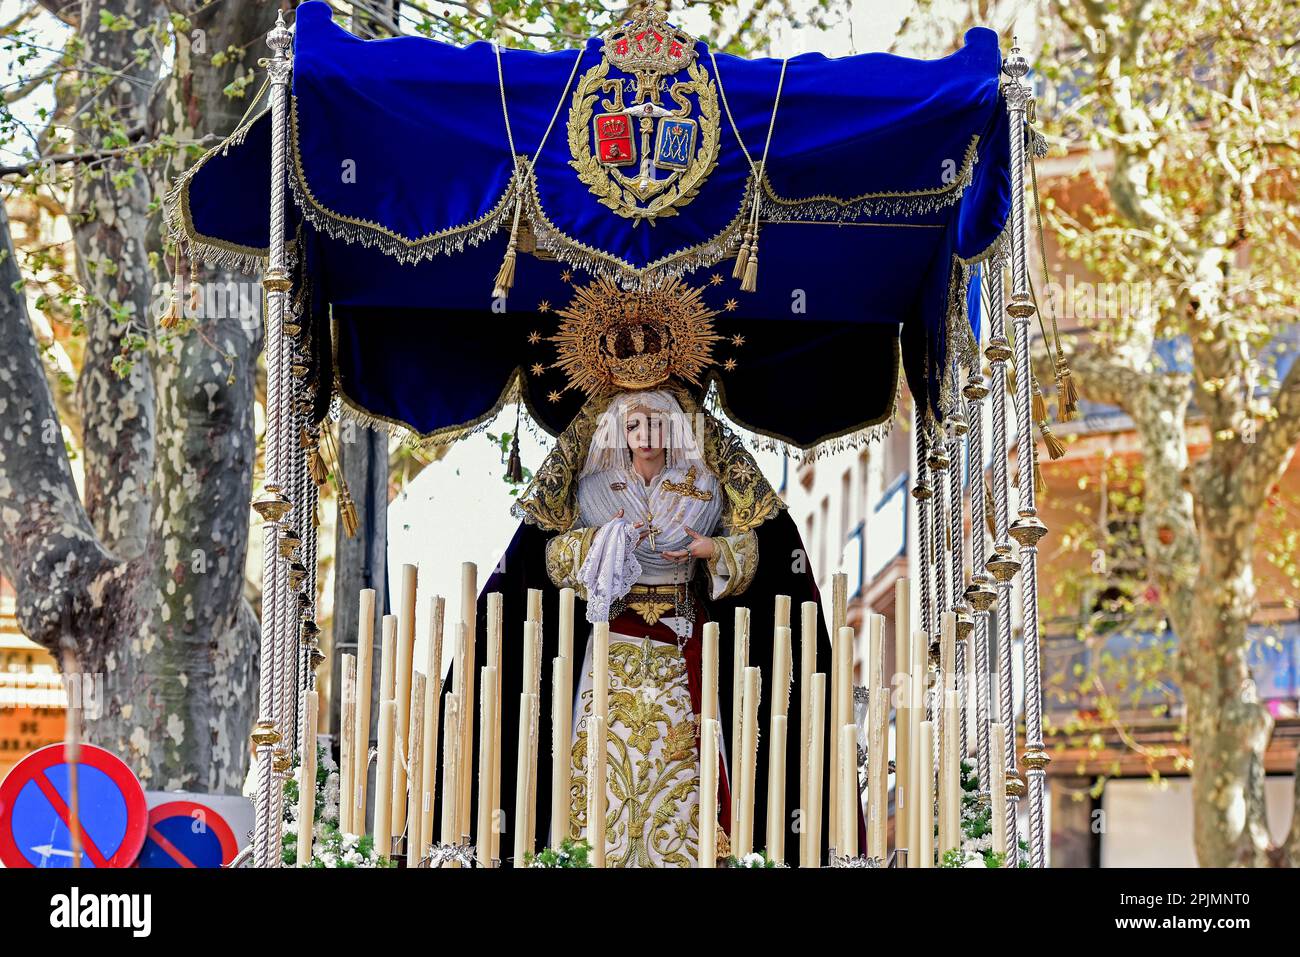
567;9;720;224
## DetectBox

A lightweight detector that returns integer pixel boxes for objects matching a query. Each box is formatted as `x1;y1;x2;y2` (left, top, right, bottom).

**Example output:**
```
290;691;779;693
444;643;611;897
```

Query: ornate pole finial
1002;35;1030;80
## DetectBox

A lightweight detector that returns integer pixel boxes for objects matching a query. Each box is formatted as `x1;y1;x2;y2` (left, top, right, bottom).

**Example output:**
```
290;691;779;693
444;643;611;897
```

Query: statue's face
625;407;667;464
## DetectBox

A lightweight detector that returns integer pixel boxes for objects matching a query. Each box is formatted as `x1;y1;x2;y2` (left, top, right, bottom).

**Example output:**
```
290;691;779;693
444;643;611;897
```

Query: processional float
166;1;1068;868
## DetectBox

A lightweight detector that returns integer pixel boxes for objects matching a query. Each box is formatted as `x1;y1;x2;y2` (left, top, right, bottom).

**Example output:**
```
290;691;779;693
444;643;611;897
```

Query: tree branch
0;200;119;652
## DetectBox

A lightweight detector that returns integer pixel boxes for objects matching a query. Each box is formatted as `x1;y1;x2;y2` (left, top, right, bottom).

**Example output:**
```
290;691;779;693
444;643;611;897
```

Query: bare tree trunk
0;0;277;793
70;0;159;562
1073;345;1286;866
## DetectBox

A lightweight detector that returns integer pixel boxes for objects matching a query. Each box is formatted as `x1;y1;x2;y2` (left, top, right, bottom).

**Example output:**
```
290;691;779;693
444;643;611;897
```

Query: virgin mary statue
440;380;855;867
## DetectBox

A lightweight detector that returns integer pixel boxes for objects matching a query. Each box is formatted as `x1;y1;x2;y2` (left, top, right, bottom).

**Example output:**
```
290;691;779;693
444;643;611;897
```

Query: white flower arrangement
281;743;394;868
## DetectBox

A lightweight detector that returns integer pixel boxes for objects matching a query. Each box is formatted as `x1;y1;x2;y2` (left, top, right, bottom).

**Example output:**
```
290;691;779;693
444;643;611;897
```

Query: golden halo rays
548;276;722;395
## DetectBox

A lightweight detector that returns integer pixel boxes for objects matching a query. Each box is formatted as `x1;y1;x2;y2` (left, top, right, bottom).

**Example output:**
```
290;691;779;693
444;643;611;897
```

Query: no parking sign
136;799;240;867
0;743;148;868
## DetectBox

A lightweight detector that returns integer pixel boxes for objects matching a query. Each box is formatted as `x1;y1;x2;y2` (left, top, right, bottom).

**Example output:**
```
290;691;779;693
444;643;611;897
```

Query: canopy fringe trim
288;96;522;265
701;339;900;463
330;369;524;451
758;135;981;223
522;168;754;287
163;105;282;275
940;254;980;413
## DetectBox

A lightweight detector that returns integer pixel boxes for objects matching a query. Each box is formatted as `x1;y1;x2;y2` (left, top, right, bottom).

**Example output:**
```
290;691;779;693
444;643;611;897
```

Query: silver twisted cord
946;416;967;758
967;380;993;795
986;261;1020;868
915;427;933;639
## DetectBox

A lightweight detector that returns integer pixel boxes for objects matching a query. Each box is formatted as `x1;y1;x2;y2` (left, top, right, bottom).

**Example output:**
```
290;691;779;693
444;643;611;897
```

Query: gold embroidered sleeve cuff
707;529;758;600
545;526;597;597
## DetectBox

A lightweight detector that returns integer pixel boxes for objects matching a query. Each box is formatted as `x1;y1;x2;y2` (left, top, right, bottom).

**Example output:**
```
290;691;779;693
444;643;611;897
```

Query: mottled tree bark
71;0;159;562
0;0;277;793
1073;333;1300;867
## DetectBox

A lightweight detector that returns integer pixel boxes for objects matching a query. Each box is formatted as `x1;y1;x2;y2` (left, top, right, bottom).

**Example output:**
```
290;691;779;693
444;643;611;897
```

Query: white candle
558;587;575;662
766;714;788;863
406;672;425;867
522;619;541;852
868;682;887;861
831;625;854;856
551;655;572;848
774;594;791;630
917;720;935;868
588;714;607;867
866;614;885;859
353;589;376;836
338;654;356;836
487;592;503;864
439;692;460;867
730;607;750;848
379;614;397;705
831;572;847;636
702;622;719;725
893;579;910;861
476;665;498;868
699;717;719;868
804;673;826;868
514;691;538;865
458;562;478;849
737;666;761;856
939;612;959;859
420;596;445;857
392;565;418;840
772;625;792;721
798;601;816;839
296;690;318;866
907;628;927;863
593;621;610;721
374;699;396;861
991;723;1008;858
839;723;857;859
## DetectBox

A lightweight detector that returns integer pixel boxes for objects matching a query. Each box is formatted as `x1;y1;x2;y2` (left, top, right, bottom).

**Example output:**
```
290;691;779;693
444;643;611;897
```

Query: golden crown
602;8;698;80
549;277;720;395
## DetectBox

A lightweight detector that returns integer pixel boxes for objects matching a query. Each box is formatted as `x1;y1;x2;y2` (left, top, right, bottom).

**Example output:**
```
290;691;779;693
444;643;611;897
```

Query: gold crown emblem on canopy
567;11;719;223
548;277;721;394
602;8;699;83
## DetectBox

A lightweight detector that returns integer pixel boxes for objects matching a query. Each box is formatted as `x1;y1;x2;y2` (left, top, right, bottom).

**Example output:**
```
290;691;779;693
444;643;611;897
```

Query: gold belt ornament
620;583;691;626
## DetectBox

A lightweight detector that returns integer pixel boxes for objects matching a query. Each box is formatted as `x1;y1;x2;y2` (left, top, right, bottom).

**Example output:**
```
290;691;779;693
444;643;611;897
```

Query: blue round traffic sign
0;743;147;868
136;800;238;868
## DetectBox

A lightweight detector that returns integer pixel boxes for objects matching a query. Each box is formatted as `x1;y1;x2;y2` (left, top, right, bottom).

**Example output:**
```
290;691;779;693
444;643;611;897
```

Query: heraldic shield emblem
567;9;720;224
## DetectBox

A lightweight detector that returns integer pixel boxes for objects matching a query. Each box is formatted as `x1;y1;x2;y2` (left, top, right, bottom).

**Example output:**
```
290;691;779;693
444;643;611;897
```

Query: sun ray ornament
547;276;723;396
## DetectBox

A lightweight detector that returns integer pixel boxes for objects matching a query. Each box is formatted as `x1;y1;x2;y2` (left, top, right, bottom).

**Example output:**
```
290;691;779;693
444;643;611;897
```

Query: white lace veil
579;389;710;479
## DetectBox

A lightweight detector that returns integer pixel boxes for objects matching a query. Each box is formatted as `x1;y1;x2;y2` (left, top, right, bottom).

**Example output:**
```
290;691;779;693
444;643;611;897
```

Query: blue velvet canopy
167;1;1011;450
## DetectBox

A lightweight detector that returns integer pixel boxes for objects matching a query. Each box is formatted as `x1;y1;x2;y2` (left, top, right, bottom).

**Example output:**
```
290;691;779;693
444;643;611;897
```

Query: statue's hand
662;526;714;563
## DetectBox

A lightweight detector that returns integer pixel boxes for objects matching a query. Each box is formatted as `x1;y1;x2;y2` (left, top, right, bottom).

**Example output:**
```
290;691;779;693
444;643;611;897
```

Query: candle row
323;563;970;868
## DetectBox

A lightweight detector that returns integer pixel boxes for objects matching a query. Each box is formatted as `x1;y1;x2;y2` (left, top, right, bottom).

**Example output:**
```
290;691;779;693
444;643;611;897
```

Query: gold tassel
493;195;523;299
1040;423;1067;460
741;250;758;293
492;247;517;300
339;492;359;538
1035;459;1047;497
188;261;201;313
984;479;996;538
160;246;182;330
308;447;328;486
733;228;753;280
160;291;182;330
505;431;523;484
1032;380;1048;424
1057;354;1080;421
312;499;321;529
